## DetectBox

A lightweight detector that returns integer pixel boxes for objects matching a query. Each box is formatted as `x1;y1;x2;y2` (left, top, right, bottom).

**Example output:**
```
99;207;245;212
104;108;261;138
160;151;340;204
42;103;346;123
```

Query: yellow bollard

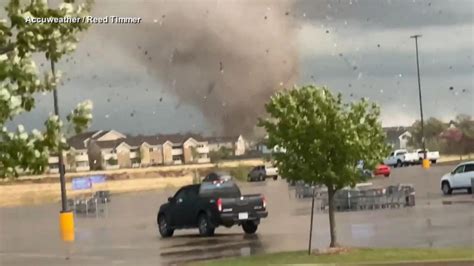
422;159;431;169
59;211;75;242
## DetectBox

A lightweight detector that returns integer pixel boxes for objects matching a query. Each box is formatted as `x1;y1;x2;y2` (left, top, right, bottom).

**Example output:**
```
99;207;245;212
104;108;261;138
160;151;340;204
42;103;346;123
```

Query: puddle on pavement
160;234;264;265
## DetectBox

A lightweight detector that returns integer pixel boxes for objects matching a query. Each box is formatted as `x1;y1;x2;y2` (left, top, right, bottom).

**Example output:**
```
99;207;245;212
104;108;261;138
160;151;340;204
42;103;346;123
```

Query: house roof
125;135;162;146
67;131;101;149
383;127;411;142
205;135;241;144
94;139;125;149
156;134;206;144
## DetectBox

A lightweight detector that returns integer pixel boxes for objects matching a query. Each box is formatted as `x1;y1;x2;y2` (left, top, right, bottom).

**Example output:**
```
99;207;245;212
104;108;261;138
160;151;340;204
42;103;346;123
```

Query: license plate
238;212;248;220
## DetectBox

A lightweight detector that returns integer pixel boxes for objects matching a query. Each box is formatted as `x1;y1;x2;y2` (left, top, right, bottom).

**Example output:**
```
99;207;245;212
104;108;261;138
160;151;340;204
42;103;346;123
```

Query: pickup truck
157;179;268;237
248;165;279;181
415;149;440;164
384;149;419;167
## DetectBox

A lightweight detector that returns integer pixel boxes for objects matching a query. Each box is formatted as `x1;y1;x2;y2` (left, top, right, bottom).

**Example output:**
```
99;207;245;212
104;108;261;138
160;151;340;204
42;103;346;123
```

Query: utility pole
52;59;75;241
410;34;429;169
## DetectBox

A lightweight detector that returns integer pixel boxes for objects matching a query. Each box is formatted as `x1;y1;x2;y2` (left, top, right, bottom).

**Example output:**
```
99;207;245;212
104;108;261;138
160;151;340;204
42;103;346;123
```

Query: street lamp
51;59;75;241
410;34;429;169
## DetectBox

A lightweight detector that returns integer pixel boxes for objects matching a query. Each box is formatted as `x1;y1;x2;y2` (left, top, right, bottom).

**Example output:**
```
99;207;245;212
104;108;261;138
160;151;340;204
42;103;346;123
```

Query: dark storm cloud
10;0;473;134
296;0;473;29
302;48;474;77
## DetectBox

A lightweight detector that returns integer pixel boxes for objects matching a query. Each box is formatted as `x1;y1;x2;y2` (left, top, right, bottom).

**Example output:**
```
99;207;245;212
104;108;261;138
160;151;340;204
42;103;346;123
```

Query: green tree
259;85;389;248
190;146;199;163
66;149;76;171
107;157;118;166
0;0;93;178
209;146;232;164
408;117;447;149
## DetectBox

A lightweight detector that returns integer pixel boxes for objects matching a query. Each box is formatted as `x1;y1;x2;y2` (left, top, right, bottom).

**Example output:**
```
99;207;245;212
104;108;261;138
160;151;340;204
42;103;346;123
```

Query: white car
384;149;419;167
440;161;474;195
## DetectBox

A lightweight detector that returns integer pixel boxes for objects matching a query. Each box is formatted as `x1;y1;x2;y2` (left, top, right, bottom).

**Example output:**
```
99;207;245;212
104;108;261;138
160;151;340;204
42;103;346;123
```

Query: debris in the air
159;97;163;102
144;50;148;55
449;66;453;69
449;86;454;91
348;83;352;87
377;44;381;48
219;61;224;73
326;30;330;34
353;66;358;71
285;11;290;16
264;16;267;20
130;112;134;117
87;53;90;57
107;98;111;102
105;114;109;118
339;53;343;57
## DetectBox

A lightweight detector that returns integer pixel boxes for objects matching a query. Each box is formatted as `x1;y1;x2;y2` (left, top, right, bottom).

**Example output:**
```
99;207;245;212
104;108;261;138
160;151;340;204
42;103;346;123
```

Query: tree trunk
327;185;339;247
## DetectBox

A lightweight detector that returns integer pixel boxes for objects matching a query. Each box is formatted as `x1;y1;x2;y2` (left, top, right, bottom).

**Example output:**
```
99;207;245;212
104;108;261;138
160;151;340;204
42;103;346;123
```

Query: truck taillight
217;198;223;212
262;196;266;208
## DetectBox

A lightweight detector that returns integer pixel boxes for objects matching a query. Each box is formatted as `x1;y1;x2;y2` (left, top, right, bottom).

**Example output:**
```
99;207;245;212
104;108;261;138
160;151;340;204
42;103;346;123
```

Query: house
88;139;124;170
157;134;210;164
124;135;164;167
206;135;246;156
383;127;412;149
85;130;127;170
47;131;103;173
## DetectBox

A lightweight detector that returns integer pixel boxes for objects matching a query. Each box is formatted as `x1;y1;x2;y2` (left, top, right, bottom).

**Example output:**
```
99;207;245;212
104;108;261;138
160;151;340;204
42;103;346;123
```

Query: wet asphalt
0;163;473;266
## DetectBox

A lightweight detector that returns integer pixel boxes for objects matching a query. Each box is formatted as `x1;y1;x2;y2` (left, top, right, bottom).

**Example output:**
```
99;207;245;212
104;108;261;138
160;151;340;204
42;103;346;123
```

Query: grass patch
195;248;474;266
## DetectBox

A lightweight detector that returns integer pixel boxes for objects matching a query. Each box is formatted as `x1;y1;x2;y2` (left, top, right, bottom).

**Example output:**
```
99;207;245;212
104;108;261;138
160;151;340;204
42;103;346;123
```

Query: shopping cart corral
68;176;111;217
315;184;415;212
68;191;111;217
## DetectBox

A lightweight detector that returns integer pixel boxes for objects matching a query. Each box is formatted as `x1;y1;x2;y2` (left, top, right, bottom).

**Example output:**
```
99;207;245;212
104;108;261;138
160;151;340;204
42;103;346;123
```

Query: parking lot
1;163;473;266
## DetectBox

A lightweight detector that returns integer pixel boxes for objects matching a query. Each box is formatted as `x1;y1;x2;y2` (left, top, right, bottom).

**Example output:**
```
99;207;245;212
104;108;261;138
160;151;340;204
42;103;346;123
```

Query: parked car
202;171;233;183
383;149;419;167
357;161;390;177
374;164;391;177
157;180;268;237
415;149;440;164
248;164;279;181
440;161;474;195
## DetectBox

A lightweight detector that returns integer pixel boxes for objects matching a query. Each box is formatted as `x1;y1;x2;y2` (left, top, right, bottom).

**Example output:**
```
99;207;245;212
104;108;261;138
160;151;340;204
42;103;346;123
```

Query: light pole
51;59;75;241
410;34;429;169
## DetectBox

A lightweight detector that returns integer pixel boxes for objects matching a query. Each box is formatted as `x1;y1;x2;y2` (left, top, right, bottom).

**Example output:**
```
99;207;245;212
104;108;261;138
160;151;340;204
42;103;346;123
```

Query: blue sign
72;177;92;190
89;175;106;184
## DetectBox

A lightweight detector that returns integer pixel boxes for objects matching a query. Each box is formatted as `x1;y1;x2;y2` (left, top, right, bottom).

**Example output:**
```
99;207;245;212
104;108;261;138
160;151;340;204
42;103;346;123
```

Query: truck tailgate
219;194;267;221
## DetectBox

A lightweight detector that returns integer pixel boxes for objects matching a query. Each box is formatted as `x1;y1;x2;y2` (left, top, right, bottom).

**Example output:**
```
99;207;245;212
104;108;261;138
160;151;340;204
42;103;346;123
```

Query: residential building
383;127;412;149
87;139;124;170
158;134;210;164
124;135;163;167
183;137;211;164
206;135;246;156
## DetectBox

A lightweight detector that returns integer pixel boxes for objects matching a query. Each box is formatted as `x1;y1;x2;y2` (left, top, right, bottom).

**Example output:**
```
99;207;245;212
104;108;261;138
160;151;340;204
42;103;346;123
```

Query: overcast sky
11;0;474;136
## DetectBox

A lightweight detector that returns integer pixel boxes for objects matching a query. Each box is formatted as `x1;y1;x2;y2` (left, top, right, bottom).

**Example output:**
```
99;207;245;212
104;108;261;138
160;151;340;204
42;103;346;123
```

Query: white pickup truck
415;149;440;164
383;149;419;167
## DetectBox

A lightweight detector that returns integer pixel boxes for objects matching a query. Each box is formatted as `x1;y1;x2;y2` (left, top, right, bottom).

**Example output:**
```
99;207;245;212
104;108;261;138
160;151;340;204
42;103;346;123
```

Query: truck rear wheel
242;221;258;234
198;214;215;237
273;175;278;181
